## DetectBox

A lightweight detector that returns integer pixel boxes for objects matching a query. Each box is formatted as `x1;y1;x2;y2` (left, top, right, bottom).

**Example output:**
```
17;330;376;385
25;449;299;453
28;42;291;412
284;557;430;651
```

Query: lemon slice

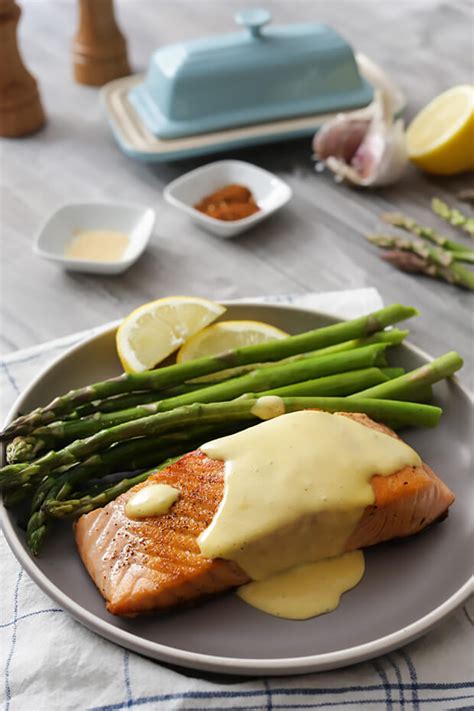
406;85;474;175
176;320;288;363
116;296;226;372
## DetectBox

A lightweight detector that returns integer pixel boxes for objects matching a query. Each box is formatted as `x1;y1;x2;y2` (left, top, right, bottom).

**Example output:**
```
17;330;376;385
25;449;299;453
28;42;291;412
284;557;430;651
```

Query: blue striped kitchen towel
1;289;473;711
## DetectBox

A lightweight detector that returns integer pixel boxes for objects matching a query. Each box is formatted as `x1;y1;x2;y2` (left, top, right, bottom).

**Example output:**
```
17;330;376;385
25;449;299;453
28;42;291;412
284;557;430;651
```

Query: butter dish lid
128;8;374;140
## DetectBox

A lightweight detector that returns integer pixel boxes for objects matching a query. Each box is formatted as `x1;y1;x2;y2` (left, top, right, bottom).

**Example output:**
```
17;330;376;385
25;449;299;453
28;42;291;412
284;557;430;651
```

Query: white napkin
1;289;472;711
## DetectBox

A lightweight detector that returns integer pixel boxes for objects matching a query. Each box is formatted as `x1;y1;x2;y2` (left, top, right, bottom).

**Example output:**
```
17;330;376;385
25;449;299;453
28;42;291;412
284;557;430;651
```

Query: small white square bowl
34;202;155;274
163;160;292;238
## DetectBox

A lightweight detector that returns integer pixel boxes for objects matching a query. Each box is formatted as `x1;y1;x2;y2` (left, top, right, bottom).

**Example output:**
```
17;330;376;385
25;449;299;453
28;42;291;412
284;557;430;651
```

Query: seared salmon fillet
75;413;454;616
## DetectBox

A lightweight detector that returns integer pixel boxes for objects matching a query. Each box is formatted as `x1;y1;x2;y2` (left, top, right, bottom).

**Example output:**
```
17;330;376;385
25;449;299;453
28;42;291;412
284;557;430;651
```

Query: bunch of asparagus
367;198;474;290
0;304;463;555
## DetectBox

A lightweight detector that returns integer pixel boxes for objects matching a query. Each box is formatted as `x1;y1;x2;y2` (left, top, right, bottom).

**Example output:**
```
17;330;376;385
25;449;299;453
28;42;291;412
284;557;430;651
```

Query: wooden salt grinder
0;0;45;138
73;0;130;86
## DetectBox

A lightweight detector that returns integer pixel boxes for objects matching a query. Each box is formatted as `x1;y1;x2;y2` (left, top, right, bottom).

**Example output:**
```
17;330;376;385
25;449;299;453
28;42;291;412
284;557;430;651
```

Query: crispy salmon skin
75;413;454;616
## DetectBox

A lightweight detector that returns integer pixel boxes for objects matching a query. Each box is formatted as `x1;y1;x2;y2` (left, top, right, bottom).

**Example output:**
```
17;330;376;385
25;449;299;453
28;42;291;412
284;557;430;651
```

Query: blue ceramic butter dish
128;8;373;140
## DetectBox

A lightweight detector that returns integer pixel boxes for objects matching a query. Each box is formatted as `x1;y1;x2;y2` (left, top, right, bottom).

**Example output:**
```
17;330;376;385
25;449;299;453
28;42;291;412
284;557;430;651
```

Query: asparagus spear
0;396;442;490
264;371;431;402
65;390;179;421
26;444;187;554
185;329;409;386
379;369;435;402
260;368;389;398
41;399;441;521
17;344;389;450
6;420;215;465
7;366;418;466
56;329;408;423
367;235;474;290
26;466;81;555
438;251;474;264
349;352;463;401
382;212;474;255
40;398;440;520
25;419;258;554
431;198;474;238
28;456;182;555
3;422;218;478
380;367;405;379
39;434;203;496
55;328;409;422
381;250;464;288
43;458;183;520
6;436;45;464
0;304;418;438
26;477;64;555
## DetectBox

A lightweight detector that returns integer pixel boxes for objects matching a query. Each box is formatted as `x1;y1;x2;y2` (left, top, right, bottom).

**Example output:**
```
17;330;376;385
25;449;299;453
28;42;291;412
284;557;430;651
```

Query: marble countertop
1;0;472;388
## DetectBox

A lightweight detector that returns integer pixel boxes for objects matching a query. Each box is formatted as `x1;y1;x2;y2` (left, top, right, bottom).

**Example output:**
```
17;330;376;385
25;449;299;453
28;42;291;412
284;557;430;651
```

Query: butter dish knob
235;8;271;38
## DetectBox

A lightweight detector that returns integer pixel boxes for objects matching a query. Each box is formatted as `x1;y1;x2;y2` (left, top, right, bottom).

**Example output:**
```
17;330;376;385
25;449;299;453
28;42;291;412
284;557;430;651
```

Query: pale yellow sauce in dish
125;483;180;519
65;229;129;262
199;409;421;619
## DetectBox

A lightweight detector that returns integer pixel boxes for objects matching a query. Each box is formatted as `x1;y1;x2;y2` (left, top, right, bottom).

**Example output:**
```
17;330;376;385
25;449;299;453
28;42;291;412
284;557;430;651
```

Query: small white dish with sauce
163;160;292;238
34;202;155;274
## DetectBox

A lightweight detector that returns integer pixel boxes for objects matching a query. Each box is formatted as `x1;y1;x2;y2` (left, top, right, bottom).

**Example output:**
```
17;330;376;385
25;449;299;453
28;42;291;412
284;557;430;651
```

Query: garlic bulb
313;93;408;187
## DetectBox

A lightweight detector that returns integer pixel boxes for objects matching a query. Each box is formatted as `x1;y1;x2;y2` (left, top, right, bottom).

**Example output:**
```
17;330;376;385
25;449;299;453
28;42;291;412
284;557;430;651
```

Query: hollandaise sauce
199;409;420;619
125;483;180;519
237;551;365;619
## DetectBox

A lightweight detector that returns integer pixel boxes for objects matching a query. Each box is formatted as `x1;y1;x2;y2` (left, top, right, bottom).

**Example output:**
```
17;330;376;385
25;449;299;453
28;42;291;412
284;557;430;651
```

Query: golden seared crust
76;451;247;616
76;413;454;616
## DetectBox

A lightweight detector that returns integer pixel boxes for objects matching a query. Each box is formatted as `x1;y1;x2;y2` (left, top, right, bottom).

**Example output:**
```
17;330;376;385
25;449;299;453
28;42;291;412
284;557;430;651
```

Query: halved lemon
406;85;474;175
116;296;226;373
176;320;288;363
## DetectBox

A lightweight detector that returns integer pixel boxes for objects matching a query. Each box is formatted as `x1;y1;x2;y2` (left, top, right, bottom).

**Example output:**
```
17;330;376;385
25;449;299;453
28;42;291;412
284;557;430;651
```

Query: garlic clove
313;116;369;163
313;92;408;187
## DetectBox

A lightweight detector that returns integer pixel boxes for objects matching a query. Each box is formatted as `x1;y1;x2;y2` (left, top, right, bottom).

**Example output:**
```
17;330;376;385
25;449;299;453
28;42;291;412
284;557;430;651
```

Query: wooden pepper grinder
0;0;45;138
73;0;130;86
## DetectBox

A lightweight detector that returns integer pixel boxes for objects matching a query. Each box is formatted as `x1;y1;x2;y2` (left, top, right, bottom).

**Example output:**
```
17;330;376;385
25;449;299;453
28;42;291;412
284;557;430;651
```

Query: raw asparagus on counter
382;211;474;254
367;234;474;290
431;198;474;238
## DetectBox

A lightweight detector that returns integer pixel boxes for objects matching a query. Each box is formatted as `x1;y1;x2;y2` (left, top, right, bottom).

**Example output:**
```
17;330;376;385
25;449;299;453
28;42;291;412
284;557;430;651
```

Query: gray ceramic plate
1;303;473;676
